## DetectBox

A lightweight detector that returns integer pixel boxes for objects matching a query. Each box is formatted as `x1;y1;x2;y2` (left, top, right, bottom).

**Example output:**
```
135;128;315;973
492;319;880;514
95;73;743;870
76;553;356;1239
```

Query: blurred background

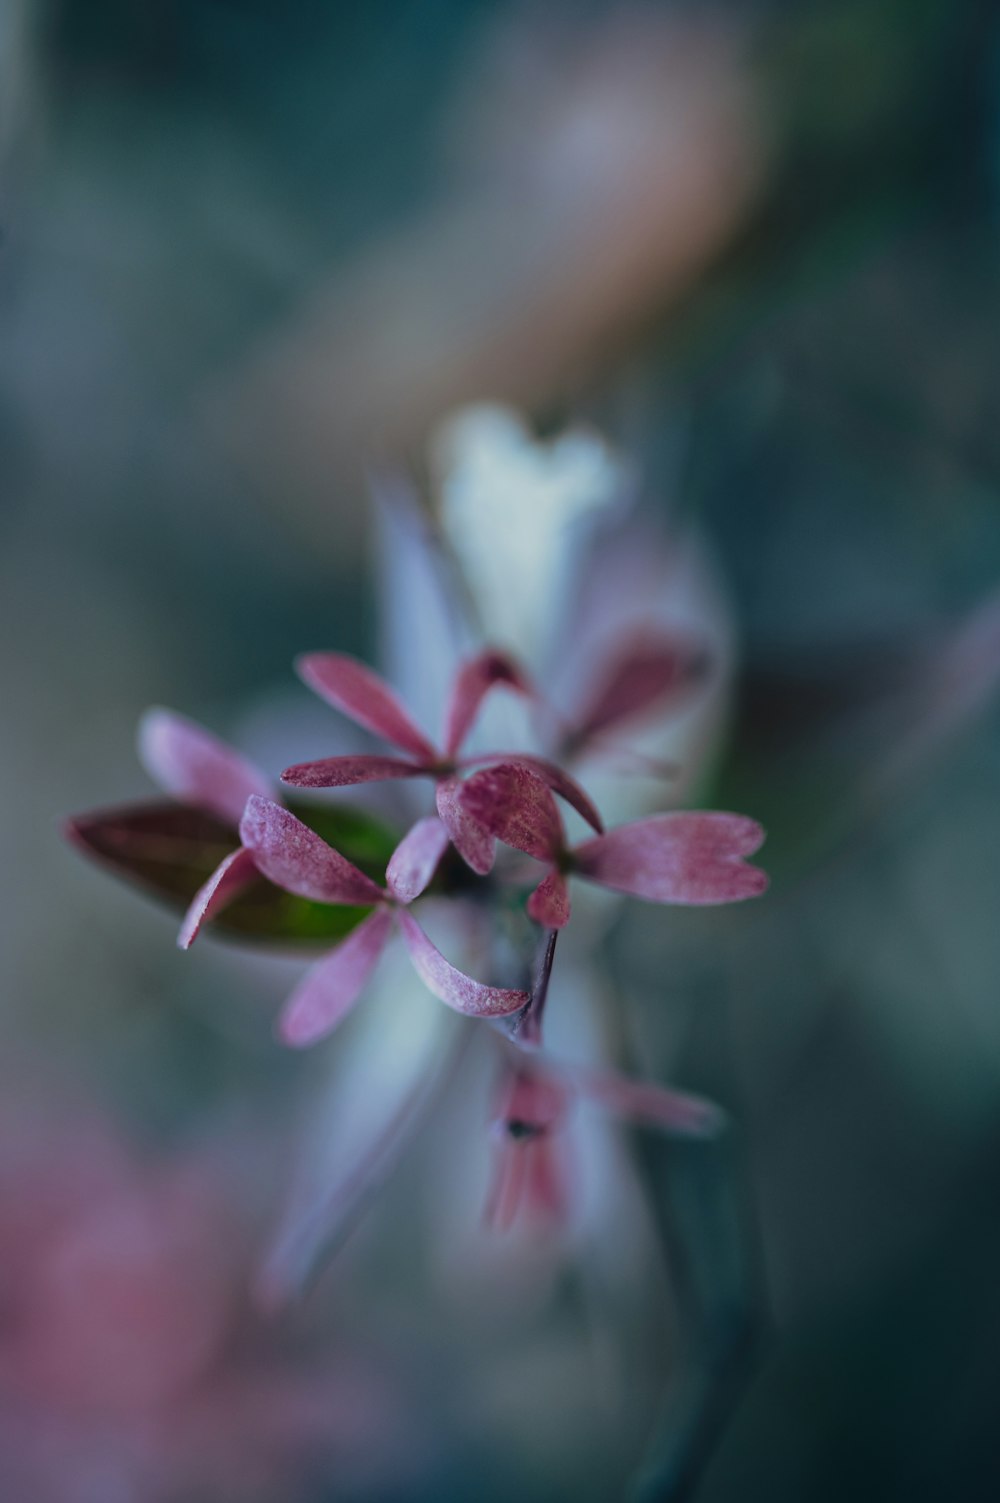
3;1;1000;1499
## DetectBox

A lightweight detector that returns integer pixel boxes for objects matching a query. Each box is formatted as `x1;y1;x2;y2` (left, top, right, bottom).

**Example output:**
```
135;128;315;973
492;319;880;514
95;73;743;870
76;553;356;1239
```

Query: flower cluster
67;411;770;1255
68;633;767;1236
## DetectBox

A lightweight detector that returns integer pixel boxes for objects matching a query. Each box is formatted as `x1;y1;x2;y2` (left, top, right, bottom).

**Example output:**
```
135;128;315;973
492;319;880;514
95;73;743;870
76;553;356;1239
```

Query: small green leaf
65;798;400;946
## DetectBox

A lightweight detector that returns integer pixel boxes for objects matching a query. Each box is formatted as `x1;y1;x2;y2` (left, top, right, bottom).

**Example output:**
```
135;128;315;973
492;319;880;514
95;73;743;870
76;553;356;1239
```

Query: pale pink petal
177;846;259;950
443;649;532;756
527;870;571;928
458;762;564;862
573;633;710;742
386;817;450;904
572;1065;724;1137
280;754;424;789
574;812;768;905
525;1137;572;1222
239;796;386;905
435;777;495;875
137;707;271;827
498;1064;570;1130
278;909;395;1047
461;752;604;833
484;1139;531;1230
295;652;437;760
396;911;528;1017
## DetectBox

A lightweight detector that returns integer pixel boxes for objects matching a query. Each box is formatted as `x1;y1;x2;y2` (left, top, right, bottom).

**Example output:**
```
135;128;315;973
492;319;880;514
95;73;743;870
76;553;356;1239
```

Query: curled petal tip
397;911;528;1018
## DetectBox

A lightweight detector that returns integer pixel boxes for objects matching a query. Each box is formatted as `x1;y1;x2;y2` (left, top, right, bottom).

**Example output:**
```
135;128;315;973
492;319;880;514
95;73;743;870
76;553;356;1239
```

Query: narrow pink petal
137;708;271;827
278;909;395;1047
461;752;604;833
239;796;386;905
484;1140;530;1231
177;846;259;950
525;1138;571;1223
574;812;768;905
396;911;527;1017
386;817;451;904
458;763;564;862
527;869;571;928
435;777;495;875
295;652;437;760
280;754;424;789
443;649;532;756
572;1066;725;1137
573;633;710;742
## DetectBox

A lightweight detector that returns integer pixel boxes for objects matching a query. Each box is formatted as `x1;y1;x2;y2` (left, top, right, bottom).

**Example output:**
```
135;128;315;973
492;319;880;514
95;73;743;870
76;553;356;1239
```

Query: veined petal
458;762;564;862
435;777;495;875
574;812;768;905
527;870;571;928
396;911;527;1018
177;846;259;950
572;1066;725;1137
281;754;423;789
443;649;532;756
239;796;386;906
295;652;437;760
137;708;271;827
278;909;395;1047
462;752;603;833
386;817;450;905
573;633;709;743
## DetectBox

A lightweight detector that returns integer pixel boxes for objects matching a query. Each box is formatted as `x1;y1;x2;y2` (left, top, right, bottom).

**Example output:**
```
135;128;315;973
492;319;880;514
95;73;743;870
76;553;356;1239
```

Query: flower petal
280;754;424;789
137;708;271;827
396;911;527;1017
177;846;259;950
572;1066;725;1137
462;752;604;833
574;812;768;905
295;652;437;760
435;777;495;875
386;817;451;904
572;632;710;744
527;870;571;928
278;909;395;1047
443;649;532;756
239;796;386;905
458;762;564;862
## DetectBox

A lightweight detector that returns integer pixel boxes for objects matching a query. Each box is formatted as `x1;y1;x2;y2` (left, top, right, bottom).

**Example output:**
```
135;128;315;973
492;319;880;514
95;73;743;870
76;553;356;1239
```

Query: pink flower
485;1049;723;1231
238;795;529;1046
457;761;768;927
136;707;275;948
280;648;603;872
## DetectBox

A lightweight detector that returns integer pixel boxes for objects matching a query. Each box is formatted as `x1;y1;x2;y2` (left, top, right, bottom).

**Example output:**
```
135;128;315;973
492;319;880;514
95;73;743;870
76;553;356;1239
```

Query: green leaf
65;798;400;946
